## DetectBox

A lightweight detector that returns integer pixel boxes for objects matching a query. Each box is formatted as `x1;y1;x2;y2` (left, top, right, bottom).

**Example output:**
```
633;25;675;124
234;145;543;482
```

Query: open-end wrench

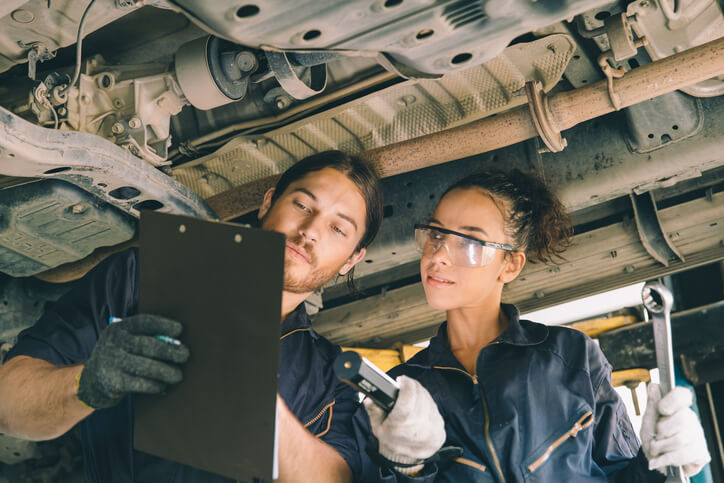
642;281;687;483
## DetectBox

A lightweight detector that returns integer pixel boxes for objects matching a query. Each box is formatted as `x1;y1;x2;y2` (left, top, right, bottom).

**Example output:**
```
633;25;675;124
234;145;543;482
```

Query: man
0;150;383;482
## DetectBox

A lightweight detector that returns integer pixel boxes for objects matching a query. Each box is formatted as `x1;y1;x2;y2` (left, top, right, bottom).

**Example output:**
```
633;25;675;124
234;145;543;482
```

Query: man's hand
641;383;711;477
77;314;190;409
364;375;445;475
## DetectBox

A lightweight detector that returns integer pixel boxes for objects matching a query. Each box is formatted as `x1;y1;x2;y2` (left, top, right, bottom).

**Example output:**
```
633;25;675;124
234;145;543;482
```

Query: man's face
258;168;368;294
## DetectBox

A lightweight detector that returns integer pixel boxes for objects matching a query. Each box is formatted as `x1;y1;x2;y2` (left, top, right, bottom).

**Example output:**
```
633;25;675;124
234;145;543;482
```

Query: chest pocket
303;400;335;438
522;408;594;480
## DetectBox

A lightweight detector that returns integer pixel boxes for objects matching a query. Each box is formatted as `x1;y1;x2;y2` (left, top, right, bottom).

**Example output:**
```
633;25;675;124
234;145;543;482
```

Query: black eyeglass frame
414;224;515;252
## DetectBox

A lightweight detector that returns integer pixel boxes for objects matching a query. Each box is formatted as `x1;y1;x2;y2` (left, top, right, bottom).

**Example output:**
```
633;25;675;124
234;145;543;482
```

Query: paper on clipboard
134;211;284;482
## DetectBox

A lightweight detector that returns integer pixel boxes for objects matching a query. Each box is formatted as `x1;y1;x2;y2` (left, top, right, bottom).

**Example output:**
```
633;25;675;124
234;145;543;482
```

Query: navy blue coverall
6;248;372;482
364;303;667;482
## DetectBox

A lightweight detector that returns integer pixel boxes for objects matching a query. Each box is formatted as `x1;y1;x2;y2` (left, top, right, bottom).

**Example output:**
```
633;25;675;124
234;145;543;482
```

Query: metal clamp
598;37;648;111
524;81;567;153
264;50;327;100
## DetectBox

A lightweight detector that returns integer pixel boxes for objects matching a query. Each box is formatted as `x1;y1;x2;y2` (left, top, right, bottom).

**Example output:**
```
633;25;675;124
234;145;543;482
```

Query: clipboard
134;211;284;482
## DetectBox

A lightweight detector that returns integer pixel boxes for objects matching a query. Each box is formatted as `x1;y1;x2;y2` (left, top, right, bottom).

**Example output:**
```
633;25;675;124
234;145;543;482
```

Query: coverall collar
280;303;320;340
412;303;549;370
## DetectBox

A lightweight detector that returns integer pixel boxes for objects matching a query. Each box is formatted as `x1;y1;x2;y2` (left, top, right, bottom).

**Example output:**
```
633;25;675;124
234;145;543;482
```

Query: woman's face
420;187;524;311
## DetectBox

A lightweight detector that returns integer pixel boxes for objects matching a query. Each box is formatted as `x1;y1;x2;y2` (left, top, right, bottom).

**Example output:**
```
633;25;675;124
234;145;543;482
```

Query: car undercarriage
0;0;722;480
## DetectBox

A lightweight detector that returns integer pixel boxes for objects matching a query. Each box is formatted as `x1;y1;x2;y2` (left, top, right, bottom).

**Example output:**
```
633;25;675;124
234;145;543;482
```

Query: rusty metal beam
207;35;724;221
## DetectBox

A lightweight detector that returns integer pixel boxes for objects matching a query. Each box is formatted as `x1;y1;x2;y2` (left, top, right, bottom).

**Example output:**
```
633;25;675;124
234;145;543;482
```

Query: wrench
642;281;687;483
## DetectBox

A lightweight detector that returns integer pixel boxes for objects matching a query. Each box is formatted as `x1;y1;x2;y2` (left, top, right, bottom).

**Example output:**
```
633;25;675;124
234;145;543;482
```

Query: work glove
77;314;190;409
364;375;446;475
641;383;711;477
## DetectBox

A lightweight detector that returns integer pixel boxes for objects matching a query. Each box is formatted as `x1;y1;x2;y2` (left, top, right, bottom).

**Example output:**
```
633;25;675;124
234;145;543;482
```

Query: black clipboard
134;211;284;482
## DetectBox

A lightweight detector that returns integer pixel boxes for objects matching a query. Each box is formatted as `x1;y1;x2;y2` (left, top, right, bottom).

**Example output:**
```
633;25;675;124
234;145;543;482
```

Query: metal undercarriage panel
168;0;609;75
172;35;577;197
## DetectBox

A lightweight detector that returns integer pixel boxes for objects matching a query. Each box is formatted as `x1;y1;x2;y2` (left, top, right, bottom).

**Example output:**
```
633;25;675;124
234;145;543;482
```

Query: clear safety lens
414;226;497;267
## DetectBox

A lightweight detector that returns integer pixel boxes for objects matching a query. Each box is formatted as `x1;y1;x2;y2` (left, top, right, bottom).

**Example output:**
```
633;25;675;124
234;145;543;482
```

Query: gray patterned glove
77;314;190;409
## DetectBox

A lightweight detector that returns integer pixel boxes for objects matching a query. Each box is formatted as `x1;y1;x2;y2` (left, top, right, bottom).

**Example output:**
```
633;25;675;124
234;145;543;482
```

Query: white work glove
364;375;446;475
641;383;711;477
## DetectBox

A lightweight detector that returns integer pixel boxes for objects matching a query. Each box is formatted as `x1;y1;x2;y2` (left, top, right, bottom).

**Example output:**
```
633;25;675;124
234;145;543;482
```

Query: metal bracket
630;191;685;266
524;81;566;153
19;41;56;80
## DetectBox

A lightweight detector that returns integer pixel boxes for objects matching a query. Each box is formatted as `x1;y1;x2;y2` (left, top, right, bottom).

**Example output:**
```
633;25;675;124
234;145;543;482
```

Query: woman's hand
640;383;711;477
364;375;446;474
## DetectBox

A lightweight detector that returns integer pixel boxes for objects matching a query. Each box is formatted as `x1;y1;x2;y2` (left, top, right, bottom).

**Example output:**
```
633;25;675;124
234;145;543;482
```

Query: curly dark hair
442;169;572;263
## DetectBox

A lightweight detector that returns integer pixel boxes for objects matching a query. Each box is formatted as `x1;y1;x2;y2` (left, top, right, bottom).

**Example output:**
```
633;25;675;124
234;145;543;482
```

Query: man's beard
283;236;340;294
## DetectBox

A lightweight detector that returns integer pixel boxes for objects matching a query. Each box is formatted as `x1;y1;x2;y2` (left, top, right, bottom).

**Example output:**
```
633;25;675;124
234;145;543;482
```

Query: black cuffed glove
77;314;190;409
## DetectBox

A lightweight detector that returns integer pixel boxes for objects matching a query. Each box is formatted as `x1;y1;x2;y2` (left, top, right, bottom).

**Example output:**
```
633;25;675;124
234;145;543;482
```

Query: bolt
235;51;257;72
179;224;186;233
113;98;124;109
57;106;67;116
548;266;560;273
275;96;291;110
71;204;86;214
111;122;125;134
397;95;417;107
234;234;243;243
534;290;545;299
128;117;141;129
623;264;635;273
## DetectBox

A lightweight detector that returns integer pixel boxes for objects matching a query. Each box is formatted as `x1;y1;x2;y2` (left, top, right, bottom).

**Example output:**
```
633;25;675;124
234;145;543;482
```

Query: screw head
111;122;125;134
275;96;290;110
128;117;141;129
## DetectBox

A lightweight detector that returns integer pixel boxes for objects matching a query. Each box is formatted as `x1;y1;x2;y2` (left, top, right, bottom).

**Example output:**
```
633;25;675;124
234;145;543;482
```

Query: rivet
234;234;242;243
179;224;186;233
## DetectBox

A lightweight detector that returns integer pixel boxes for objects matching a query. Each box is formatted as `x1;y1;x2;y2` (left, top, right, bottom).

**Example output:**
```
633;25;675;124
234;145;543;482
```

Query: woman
363;169;710;482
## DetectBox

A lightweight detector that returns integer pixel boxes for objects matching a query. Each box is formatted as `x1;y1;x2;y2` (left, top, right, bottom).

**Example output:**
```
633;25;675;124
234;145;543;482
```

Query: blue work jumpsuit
371;303;666;482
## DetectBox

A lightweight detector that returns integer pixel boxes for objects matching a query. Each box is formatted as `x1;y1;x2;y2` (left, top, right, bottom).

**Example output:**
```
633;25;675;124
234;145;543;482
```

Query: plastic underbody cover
0;179;135;277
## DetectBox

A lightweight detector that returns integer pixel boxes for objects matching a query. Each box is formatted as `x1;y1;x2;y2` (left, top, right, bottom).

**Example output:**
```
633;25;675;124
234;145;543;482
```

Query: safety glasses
414;224;515;267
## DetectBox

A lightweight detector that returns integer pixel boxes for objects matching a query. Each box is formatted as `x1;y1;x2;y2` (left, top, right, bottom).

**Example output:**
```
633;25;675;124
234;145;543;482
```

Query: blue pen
108;316;182;346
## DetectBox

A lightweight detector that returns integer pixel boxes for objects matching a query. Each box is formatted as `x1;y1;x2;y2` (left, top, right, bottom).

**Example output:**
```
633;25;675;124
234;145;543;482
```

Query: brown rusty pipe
360;34;724;178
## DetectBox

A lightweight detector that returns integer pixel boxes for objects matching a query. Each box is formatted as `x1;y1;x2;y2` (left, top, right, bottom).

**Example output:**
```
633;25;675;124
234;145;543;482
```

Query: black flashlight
334;350;400;413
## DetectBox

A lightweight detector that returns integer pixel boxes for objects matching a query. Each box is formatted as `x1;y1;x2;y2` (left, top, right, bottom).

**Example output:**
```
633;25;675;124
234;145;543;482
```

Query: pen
108;316;182;346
